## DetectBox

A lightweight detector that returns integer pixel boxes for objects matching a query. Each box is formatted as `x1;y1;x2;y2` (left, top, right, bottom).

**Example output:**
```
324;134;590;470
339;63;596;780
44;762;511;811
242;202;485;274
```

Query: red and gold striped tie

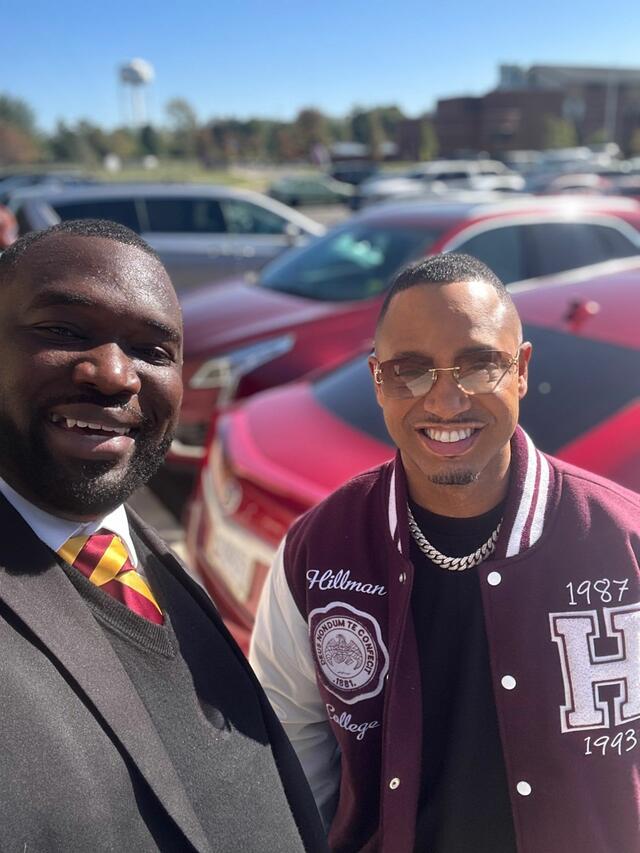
58;531;164;625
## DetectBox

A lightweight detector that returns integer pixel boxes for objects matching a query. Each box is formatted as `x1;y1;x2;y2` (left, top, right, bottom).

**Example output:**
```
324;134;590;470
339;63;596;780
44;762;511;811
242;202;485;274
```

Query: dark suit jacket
0;494;327;853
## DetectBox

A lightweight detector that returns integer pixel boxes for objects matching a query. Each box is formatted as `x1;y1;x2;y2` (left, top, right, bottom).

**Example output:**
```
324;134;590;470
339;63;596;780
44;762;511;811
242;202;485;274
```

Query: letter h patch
550;604;640;732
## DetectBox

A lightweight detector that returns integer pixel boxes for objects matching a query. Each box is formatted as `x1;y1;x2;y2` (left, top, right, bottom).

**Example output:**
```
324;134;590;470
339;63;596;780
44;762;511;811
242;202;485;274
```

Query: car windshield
260;223;441;301
312;324;640;455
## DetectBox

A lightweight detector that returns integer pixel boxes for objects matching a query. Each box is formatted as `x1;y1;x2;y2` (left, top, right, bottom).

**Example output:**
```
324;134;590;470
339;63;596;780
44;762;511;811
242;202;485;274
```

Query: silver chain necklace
407;506;501;571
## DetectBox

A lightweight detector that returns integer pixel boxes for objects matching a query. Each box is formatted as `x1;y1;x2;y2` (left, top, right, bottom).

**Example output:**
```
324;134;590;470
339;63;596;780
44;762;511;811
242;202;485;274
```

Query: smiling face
370;280;531;517
0;233;183;519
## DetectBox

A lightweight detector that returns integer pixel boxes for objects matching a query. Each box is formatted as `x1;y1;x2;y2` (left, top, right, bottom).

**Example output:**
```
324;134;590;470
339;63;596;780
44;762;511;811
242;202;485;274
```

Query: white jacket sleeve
250;538;341;826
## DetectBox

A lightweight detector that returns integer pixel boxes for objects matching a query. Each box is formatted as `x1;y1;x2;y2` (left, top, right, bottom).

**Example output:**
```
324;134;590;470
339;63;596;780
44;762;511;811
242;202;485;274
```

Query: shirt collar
0;476;138;567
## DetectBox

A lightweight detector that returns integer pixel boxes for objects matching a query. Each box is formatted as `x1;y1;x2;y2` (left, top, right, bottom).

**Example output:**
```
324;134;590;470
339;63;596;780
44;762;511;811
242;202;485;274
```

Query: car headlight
189;334;295;402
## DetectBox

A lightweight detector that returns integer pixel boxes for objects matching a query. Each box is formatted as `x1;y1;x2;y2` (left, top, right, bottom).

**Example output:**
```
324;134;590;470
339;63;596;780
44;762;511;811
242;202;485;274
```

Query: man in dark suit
0;219;327;853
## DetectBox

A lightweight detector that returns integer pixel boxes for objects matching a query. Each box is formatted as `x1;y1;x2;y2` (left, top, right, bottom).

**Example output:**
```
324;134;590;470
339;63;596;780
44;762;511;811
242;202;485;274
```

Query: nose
71;343;142;397
421;369;471;420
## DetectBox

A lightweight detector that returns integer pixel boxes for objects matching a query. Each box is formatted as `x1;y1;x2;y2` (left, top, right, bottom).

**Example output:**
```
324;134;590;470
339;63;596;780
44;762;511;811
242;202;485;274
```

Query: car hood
180;279;339;356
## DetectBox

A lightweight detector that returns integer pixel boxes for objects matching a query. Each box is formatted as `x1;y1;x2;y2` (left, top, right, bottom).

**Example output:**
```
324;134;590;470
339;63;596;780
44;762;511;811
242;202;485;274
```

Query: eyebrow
28;290;182;343
387;346;502;361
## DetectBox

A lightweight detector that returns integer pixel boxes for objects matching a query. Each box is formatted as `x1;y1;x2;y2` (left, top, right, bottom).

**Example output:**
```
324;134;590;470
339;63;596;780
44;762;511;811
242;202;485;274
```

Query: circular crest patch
309;602;389;704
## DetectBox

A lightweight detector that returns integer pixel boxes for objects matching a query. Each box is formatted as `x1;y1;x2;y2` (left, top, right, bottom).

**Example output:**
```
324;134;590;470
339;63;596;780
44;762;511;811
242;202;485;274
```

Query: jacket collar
386;426;558;561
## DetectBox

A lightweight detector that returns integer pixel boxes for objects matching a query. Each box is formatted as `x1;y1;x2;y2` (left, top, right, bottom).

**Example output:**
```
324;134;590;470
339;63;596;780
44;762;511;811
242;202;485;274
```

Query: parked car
356;160;525;206
268;174;354;206
10;183;325;290
0;171;97;205
185;260;640;649
329;161;379;186
170;195;640;474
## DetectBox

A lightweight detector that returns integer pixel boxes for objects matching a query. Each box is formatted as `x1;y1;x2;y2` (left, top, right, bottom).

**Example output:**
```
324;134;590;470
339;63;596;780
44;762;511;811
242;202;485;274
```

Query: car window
220;199;287;235
591;224;640;257
432;171;470;182
312;324;640;454
527;222;639;278
144;197;226;233
53;199;140;232
454;225;527;285
260;224;441;301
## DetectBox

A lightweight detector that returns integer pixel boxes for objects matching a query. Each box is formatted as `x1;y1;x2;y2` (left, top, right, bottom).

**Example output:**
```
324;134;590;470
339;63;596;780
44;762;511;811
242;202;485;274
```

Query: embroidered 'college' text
326;703;380;741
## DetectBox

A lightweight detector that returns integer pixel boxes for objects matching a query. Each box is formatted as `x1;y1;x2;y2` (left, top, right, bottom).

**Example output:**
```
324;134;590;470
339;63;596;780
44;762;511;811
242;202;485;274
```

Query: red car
186;260;640;651
172;195;640;476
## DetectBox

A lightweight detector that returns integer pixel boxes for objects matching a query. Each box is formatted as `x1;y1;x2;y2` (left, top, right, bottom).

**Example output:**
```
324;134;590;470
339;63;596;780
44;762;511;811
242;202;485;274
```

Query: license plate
207;524;255;603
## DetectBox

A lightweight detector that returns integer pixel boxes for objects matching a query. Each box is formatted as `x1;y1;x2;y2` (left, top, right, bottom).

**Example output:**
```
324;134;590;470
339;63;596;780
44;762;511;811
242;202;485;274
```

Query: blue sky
6;0;640;130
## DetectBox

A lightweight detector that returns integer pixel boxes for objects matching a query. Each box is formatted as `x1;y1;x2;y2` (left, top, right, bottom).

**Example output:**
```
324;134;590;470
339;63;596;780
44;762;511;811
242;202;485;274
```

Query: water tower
119;58;155;127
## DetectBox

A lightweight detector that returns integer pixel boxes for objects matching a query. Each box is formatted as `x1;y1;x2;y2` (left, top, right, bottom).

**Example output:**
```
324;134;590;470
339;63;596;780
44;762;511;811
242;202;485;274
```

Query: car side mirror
284;222;302;245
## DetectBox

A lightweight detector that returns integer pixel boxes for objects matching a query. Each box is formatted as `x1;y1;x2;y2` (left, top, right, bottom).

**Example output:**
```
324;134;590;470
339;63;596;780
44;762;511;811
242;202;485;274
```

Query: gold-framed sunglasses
372;346;525;399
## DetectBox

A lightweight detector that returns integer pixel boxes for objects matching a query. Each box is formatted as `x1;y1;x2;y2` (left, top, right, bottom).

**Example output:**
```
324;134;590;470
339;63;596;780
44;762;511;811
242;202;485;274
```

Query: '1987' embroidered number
566;578;629;606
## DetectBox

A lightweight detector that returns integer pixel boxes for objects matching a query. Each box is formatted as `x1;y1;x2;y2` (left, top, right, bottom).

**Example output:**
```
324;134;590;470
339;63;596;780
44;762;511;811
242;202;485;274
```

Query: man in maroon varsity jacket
250;253;640;853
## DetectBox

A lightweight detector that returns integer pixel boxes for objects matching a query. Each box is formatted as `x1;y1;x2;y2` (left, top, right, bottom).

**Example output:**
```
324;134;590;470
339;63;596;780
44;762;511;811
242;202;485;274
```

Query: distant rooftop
499;63;640;90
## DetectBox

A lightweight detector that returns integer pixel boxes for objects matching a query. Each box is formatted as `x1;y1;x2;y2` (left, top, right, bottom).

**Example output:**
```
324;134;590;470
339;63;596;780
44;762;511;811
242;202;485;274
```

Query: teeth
50;414;130;435
425;428;473;443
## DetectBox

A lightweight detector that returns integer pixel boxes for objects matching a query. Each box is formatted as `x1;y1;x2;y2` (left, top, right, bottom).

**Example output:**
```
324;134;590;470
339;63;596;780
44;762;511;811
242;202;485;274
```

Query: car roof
10;182;275;202
9;181;326;234
354;193;640;227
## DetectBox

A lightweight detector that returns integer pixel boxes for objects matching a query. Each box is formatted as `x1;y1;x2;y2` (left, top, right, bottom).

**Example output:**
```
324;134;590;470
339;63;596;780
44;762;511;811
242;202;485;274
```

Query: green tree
542;115;577;149
107;128;139;161
587;128;608;145
165;98;198;158
294;108;329;158
49;121;92;163
0;123;40;165
0;93;36;134
350;108;386;159
375;105;405;140
139;124;162;157
629;128;640;156
419;119;439;161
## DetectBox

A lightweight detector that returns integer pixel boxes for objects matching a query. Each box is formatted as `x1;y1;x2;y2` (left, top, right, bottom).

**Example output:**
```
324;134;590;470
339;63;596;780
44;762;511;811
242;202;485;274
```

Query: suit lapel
0;496;211;853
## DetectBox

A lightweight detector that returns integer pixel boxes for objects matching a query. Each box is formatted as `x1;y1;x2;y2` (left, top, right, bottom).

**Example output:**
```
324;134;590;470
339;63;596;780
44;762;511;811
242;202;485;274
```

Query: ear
517;342;532;400
368;355;385;408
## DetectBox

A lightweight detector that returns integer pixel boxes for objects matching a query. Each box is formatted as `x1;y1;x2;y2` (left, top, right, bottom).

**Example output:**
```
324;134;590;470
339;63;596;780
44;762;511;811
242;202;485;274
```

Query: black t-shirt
409;499;517;853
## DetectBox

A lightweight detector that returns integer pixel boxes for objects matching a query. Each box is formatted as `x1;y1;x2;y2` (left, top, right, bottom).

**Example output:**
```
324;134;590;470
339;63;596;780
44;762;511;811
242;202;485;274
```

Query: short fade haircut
377;252;514;332
0;219;161;286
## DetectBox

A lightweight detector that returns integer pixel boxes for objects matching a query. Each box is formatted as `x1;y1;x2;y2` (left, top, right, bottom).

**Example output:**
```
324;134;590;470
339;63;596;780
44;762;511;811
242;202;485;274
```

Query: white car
11;183;325;290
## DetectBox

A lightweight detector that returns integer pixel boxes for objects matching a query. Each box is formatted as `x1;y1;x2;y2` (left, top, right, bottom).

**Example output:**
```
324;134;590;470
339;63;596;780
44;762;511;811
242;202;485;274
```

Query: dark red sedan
172;195;640;474
186;260;640;651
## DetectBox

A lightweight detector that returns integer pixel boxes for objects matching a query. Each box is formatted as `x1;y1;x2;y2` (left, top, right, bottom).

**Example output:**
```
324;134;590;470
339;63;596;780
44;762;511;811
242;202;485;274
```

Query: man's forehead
14;233;179;315
377;279;519;351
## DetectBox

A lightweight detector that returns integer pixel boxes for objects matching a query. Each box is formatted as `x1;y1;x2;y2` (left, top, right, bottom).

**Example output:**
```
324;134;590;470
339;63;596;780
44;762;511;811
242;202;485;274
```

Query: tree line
0;93;439;168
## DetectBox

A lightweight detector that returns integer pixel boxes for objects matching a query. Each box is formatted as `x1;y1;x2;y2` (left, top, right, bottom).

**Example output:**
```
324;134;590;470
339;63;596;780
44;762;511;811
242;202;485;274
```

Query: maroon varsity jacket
250;427;640;853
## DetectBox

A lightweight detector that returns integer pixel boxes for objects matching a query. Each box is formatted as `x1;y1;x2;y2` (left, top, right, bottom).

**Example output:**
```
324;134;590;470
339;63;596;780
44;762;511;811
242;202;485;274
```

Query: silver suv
10;183;325;290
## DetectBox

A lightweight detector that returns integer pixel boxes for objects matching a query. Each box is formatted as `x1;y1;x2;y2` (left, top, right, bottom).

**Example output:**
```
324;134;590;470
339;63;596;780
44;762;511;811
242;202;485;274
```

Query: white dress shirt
0;476;139;567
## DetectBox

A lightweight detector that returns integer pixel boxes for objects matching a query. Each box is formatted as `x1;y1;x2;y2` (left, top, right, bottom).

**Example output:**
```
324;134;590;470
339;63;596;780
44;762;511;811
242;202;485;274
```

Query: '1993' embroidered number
584;729;638;756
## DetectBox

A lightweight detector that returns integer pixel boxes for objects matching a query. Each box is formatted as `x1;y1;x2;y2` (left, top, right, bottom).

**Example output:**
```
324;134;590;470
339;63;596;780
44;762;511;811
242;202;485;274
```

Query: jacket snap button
516;781;532;796
487;571;502;586
389;777;400;790
399;572;407;583
501;675;517;690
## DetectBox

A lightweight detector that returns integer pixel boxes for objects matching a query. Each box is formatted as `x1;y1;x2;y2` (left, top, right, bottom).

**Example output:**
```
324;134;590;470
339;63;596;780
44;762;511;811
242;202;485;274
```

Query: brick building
434;64;640;156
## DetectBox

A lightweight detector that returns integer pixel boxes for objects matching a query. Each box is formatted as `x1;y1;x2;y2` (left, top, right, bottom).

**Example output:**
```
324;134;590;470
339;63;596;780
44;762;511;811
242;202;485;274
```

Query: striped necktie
58;531;164;625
